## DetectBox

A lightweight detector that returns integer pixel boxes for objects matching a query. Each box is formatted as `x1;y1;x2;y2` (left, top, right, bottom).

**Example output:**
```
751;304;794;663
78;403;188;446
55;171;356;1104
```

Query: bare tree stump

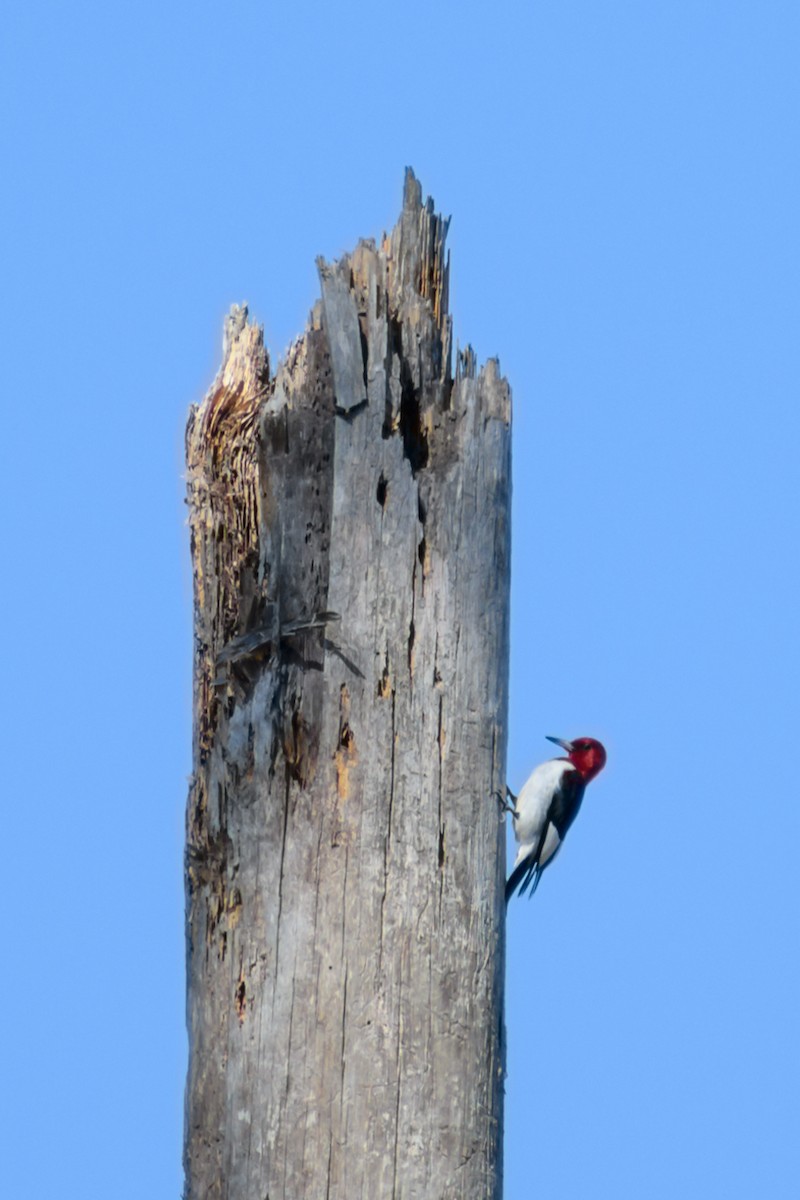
184;169;512;1199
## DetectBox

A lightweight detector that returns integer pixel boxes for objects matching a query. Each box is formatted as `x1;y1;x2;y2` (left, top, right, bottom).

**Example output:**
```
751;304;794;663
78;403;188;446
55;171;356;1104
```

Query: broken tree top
185;166;511;696
189;166;509;465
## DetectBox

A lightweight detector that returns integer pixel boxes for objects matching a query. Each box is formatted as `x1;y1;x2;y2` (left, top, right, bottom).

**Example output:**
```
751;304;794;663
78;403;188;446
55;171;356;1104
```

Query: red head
546;735;607;783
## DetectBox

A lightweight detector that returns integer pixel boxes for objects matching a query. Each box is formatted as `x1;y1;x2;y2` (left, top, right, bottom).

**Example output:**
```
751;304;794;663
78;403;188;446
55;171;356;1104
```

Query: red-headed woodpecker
505;735;607;903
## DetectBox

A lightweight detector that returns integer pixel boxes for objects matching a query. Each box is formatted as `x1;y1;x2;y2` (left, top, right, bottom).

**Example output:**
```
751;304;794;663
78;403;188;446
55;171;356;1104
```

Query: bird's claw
492;787;518;817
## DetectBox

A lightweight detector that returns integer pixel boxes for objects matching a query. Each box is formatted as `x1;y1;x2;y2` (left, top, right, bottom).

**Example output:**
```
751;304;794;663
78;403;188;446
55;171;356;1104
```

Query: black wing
505;768;587;904
547;768;586;844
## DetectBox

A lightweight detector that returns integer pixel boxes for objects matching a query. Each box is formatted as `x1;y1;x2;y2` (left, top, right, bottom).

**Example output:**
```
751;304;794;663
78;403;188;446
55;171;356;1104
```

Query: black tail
505;858;541;905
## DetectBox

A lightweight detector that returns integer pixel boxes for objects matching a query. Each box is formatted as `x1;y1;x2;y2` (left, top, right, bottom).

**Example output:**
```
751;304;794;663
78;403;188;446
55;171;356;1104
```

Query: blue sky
2;2;798;1196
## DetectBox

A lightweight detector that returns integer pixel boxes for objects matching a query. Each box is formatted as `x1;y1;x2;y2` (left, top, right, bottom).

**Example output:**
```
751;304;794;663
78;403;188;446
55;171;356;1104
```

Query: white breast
512;759;576;846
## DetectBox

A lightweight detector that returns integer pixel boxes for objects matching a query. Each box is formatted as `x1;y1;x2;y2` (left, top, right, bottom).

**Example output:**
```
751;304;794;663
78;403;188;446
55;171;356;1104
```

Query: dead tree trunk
184;170;511;1200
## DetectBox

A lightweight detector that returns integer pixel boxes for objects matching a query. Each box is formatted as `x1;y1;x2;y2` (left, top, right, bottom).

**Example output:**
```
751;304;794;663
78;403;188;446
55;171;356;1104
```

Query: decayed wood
184;170;512;1200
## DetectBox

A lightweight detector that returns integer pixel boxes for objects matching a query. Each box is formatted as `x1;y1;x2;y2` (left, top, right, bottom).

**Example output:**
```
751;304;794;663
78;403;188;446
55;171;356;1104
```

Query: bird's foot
493;786;518;817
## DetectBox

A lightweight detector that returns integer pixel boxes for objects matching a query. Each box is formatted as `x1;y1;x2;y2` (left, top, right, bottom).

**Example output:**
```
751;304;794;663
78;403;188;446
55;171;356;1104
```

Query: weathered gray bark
184;170;511;1200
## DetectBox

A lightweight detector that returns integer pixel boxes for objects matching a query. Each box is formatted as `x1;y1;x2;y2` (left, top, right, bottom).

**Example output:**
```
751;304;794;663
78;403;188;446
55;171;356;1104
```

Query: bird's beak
546;735;574;753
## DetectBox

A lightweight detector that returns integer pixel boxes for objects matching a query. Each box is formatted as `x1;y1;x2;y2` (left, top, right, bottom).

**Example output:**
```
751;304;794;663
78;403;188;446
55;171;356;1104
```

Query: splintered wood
184;170;511;1200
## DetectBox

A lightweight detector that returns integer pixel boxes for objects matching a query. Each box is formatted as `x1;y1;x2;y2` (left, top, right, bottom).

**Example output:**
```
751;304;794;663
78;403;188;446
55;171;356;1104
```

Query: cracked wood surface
184;170;511;1200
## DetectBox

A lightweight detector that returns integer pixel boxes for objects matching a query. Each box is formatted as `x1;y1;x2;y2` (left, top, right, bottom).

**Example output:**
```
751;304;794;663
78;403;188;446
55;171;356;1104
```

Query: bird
504;735;607;903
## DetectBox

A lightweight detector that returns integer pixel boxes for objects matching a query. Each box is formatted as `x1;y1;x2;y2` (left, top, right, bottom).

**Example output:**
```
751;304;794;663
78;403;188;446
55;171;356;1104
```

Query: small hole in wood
376;473;388;508
235;977;246;1022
